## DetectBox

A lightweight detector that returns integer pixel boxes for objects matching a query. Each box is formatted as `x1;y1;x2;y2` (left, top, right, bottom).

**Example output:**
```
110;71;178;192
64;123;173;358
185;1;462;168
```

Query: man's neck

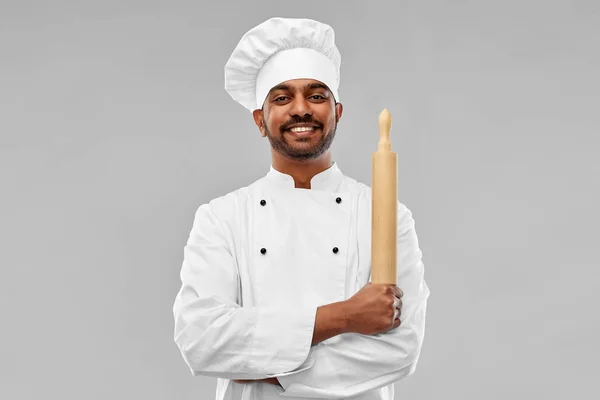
271;153;333;189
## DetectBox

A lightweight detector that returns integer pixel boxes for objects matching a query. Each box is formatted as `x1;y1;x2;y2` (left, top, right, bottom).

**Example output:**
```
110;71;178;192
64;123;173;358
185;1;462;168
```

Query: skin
232;79;343;387
251;78;344;189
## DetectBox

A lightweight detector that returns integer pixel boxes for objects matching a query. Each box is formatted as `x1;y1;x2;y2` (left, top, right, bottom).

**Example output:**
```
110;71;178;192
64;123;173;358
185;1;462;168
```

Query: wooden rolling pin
371;108;397;285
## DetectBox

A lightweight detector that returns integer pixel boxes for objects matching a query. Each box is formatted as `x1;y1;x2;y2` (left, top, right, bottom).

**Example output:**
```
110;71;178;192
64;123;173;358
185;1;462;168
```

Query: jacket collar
264;161;344;191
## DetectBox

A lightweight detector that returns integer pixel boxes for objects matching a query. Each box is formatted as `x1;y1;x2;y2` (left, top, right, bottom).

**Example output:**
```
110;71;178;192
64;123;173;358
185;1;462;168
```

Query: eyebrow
269;82;331;94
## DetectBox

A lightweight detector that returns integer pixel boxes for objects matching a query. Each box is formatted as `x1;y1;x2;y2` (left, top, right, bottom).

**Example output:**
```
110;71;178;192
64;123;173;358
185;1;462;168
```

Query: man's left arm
261;202;430;399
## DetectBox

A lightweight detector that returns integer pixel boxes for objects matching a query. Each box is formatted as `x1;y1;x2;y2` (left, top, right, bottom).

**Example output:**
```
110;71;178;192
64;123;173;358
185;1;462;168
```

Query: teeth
290;126;315;133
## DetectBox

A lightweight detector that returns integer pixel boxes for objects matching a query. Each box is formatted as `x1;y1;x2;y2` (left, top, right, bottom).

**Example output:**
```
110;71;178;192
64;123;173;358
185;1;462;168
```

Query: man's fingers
390;285;403;298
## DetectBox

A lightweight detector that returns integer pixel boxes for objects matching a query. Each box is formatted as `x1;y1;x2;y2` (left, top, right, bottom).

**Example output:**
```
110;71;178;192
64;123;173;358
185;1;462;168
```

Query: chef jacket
172;162;430;400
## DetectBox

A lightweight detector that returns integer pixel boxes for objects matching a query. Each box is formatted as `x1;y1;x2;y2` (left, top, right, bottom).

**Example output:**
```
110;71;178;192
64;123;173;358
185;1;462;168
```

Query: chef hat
224;17;341;112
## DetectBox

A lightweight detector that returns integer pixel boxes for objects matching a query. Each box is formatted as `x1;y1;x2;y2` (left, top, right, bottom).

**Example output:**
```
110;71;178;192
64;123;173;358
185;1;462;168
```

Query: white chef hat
224;17;341;112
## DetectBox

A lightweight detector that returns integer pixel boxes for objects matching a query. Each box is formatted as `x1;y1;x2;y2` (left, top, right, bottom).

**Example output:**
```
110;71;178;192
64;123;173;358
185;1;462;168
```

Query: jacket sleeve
273;202;431;399
172;202;319;380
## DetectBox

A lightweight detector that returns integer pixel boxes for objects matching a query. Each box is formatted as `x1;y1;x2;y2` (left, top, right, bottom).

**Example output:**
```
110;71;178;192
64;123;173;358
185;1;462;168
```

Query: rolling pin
371;108;397;285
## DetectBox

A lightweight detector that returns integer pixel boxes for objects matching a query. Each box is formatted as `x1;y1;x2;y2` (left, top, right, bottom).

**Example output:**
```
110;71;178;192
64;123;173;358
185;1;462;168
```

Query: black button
260;248;266;254
260;199;266;206
336;197;342;204
332;247;339;254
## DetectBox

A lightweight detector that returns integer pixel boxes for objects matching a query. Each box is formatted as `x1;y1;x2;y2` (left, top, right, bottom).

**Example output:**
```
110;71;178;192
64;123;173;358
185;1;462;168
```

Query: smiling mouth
284;126;320;135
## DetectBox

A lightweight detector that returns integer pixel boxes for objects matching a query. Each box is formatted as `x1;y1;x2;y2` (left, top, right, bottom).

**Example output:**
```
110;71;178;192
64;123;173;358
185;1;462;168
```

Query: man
172;17;430;400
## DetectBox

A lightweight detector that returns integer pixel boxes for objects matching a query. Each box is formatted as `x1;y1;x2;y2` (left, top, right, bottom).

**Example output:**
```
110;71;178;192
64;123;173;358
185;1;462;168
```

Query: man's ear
252;109;267;137
335;102;343;123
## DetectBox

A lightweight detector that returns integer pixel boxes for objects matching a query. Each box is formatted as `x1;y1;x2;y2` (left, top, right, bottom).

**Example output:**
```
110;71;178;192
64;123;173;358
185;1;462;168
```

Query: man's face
253;79;343;161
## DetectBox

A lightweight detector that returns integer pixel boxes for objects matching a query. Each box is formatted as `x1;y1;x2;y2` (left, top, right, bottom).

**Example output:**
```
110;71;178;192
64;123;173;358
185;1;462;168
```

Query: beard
264;116;337;161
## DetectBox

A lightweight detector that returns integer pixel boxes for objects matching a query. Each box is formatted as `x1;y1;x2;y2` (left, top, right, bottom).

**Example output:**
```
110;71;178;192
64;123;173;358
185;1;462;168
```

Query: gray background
1;0;598;399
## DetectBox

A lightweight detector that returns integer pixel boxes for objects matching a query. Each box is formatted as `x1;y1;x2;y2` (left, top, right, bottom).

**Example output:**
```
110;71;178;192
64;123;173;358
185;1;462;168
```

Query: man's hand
344;282;403;335
233;377;281;386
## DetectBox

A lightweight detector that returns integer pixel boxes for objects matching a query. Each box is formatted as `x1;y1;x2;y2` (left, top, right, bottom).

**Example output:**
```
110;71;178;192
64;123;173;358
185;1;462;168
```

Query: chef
172;17;430;400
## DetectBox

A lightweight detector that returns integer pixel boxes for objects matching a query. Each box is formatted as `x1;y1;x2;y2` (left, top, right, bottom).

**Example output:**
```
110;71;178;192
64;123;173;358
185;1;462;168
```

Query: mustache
280;116;323;132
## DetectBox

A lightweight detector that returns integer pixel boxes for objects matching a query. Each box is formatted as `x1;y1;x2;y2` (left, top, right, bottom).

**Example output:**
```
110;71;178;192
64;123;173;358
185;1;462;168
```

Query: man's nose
289;97;312;117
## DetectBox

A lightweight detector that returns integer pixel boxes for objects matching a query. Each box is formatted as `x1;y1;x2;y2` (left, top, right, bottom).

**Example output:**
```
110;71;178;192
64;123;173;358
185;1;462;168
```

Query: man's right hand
343;282;403;335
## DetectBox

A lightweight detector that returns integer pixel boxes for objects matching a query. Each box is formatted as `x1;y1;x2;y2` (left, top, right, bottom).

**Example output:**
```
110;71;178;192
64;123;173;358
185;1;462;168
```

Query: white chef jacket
173;162;430;400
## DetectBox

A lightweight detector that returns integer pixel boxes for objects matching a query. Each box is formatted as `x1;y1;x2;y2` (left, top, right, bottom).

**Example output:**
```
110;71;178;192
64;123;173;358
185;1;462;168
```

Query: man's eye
310;95;325;99
274;96;288;101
